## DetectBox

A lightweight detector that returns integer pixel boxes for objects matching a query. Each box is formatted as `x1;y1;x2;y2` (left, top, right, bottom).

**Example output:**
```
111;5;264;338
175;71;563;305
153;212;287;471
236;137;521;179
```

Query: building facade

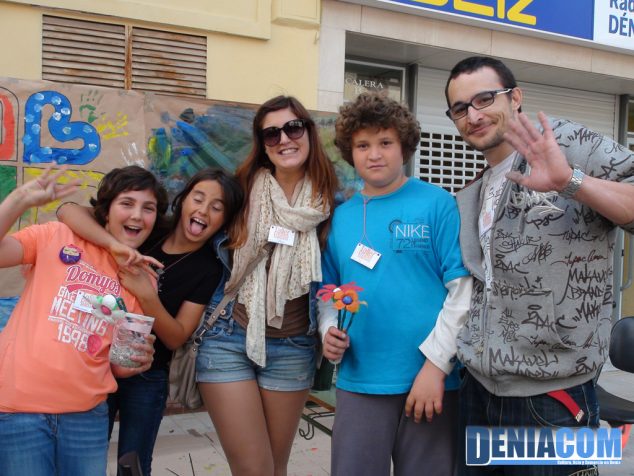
317;0;634;317
0;0;632;315
0;0;323;107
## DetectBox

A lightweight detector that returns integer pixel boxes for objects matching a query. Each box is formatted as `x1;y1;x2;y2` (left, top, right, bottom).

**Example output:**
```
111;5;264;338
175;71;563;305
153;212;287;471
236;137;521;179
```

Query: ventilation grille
42;16;207;98
42;15;126;88
131;27;207;98
416;131;486;194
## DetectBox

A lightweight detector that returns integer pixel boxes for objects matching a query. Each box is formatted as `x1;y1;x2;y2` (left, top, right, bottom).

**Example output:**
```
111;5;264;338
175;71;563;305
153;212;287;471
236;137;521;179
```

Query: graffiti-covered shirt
456;118;634;397
321;178;469;394
0;221;143;413
479;153;515;289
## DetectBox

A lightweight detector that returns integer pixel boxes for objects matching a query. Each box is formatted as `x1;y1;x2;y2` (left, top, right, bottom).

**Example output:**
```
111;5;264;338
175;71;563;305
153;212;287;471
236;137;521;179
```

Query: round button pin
59;244;82;264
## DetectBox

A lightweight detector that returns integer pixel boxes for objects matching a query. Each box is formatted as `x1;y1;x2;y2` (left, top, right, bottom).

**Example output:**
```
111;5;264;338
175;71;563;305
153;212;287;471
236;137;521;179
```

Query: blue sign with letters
381;1;633;51
387;0;594;40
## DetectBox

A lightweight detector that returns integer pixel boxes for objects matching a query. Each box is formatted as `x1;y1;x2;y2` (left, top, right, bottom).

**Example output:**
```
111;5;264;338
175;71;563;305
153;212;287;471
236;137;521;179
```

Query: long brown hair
231;96;338;248
170;167;243;239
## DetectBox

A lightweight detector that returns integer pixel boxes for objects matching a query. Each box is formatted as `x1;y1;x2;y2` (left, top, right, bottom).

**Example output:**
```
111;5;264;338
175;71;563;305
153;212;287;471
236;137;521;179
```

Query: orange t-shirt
0;222;144;413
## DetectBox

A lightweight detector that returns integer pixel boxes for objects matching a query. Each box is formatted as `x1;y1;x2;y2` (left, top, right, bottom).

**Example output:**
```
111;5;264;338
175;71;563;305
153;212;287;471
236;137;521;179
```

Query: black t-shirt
142;239;222;371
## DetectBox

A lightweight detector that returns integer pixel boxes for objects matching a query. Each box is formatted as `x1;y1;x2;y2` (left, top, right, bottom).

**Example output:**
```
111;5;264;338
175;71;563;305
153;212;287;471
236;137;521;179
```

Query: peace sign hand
16;166;80;208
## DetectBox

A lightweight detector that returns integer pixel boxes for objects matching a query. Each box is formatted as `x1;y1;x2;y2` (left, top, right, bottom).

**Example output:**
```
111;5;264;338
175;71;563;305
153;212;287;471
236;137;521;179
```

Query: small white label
72;290;94;313
351;243;381;269
268;225;296;246
118;313;154;336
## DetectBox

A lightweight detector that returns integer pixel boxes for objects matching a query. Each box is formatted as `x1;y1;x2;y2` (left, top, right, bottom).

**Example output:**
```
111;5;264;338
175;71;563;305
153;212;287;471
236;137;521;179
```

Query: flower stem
339;310;349;331
344;313;355;333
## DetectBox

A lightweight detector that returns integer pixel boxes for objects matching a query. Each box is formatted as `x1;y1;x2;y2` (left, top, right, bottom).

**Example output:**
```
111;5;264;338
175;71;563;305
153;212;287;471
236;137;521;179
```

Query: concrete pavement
107;368;634;476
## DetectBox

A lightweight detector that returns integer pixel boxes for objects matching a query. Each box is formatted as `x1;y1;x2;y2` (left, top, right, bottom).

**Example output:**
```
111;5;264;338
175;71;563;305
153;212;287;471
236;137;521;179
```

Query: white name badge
268;225;296;246
72;290;94;313
351;243;381;269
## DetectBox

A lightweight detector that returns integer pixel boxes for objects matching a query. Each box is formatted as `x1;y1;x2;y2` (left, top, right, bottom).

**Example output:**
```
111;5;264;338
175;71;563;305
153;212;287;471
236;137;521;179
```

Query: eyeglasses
261;119;307;146
445;88;514;120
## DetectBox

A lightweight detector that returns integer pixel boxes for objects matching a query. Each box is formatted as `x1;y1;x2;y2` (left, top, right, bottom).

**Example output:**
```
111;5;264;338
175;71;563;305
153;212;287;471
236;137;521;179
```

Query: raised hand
505;112;573;193
16;166;80;208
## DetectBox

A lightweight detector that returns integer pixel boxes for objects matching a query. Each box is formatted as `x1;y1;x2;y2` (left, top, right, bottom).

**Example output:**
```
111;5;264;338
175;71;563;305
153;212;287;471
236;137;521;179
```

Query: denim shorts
196;317;318;391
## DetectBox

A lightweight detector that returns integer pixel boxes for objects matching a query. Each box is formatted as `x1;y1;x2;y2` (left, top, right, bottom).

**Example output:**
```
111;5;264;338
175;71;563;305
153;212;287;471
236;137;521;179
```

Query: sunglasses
446;88;513;120
261;119;307;147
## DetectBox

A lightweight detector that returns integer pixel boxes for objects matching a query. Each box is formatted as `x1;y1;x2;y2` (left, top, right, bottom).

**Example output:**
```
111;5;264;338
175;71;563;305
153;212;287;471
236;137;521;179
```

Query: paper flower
317;282;362;301
88;293;127;324
333;288;361;313
318;281;366;333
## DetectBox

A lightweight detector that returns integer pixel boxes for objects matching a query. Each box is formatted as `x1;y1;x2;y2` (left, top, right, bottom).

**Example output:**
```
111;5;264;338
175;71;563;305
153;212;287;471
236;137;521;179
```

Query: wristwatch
559;168;585;199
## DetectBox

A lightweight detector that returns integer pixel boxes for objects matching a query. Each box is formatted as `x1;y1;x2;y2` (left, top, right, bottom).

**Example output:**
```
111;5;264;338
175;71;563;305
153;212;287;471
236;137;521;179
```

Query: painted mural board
0;77;358;322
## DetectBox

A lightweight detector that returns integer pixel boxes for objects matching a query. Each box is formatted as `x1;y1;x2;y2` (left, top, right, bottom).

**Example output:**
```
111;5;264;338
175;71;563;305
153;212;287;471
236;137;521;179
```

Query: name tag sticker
268;225;296;246
351;243;381;269
72;290;94;313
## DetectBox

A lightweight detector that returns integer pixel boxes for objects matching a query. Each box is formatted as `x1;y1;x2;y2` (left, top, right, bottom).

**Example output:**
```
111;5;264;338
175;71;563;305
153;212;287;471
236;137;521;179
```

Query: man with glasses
445;56;634;475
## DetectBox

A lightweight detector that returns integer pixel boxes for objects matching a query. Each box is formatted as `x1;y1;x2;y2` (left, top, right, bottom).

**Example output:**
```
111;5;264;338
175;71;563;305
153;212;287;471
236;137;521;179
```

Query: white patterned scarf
225;169;329;366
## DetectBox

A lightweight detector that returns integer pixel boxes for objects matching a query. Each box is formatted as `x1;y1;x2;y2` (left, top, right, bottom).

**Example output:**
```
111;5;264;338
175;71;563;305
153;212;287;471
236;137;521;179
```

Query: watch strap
559;168;585;199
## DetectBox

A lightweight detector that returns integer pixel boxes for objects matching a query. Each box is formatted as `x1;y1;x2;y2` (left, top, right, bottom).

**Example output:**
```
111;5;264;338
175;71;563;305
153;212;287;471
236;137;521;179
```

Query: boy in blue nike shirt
320;91;472;476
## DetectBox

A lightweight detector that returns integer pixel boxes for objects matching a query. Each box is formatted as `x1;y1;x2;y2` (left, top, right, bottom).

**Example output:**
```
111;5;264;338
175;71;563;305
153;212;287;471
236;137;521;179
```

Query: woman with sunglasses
197;95;338;476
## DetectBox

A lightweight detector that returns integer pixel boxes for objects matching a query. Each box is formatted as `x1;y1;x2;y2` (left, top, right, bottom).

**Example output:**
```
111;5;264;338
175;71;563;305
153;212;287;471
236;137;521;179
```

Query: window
344;60;405;103
42;15;207;98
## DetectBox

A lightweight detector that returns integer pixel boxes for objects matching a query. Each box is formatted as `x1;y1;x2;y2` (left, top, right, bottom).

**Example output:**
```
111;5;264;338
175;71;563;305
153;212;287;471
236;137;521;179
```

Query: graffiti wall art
0;76;359;323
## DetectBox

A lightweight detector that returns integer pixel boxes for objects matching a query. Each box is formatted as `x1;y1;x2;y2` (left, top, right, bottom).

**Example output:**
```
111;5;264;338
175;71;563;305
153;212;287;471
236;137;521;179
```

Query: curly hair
335;91;420;166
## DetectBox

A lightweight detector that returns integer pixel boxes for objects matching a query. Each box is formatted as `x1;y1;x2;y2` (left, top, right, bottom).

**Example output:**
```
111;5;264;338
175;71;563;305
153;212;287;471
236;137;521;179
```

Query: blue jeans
458;370;599;476
0;401;109;476
108;368;168;476
0;296;18;332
